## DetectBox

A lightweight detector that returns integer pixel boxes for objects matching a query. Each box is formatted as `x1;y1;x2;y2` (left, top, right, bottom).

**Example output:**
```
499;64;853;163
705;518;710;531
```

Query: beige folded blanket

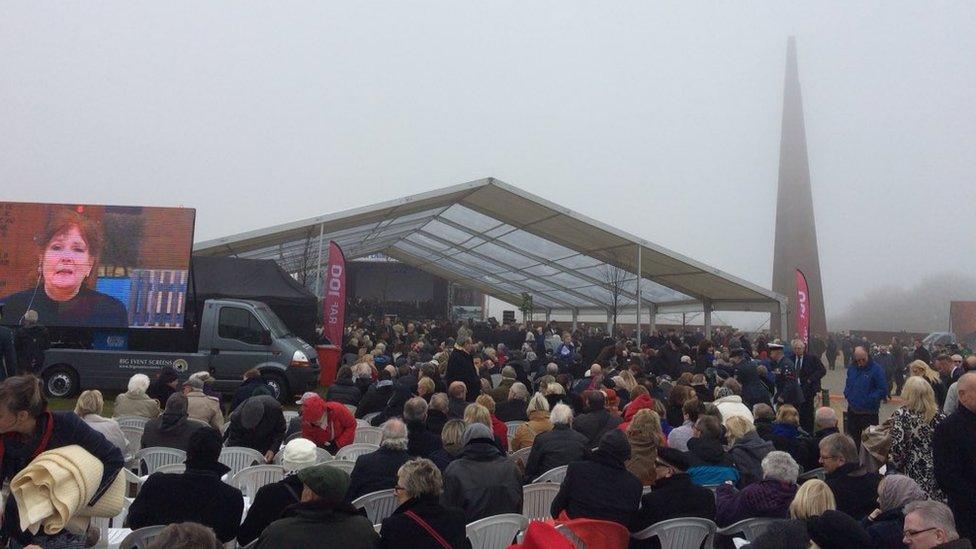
11;444;124;535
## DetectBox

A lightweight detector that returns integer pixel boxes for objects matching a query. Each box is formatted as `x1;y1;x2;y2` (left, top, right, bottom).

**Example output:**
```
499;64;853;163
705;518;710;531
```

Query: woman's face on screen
41;225;93;299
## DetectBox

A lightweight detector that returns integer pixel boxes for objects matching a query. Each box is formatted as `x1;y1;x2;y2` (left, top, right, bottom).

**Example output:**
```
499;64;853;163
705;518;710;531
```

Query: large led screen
0;203;195;329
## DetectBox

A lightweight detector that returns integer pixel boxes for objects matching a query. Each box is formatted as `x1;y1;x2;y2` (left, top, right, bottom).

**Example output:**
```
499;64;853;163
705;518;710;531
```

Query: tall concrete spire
771;37;827;340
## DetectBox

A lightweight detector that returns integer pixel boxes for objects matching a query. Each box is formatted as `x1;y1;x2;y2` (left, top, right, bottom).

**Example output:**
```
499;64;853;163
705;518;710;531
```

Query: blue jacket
844;361;887;413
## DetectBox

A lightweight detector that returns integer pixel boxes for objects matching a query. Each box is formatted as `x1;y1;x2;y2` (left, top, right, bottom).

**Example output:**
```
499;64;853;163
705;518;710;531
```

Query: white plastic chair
323;460;356;474
283;410;299;422
355;427;383;445
153;463;186;475
631;517;717;548
219;446;265;477
135;447;186;475
119;524;167;549
491;374;503;387
120;425;144;461
522;482;560;520
532;464;568;484
505;421;525;443
356;419;371;430
362;411;381;424
316;447;334;462
465;513;529;549
232;464;285;499
335;443;378;461
116;416;150;430
554;524;586;548
345;404;358;415
716;517;780;541
508;447;531;468
351;489;398;524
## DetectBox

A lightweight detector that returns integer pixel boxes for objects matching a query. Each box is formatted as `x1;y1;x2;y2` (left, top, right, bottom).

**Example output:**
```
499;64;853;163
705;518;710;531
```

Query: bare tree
600;251;630;334
280;228;317;289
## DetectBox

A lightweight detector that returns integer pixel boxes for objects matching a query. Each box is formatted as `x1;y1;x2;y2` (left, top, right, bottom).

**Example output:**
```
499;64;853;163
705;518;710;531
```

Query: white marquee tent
195;178;787;337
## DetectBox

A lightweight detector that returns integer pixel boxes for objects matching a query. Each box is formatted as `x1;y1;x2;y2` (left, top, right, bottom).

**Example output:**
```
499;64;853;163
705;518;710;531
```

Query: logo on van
173;359;189;372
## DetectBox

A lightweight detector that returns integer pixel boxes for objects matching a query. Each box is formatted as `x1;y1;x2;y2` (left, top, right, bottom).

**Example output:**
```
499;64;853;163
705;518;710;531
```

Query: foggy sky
2;2;974;329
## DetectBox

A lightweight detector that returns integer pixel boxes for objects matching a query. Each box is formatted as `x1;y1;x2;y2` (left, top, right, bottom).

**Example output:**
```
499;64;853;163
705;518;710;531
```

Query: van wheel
263;372;290;404
44;366;79;399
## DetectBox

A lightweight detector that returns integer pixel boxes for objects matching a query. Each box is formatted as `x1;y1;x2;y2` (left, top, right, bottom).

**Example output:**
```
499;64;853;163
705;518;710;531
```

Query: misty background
2;2;974;332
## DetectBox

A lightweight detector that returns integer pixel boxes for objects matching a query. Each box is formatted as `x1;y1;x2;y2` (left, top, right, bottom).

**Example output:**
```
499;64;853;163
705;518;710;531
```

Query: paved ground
820;356;899;433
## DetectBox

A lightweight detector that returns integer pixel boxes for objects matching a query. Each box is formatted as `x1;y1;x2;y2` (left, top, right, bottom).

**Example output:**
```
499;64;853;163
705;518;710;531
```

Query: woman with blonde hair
511;393;552;451
907;359;947;408
624;409;661;486
470;398;509;451
76;389;128;453
789;479;836;519
888;376;946;500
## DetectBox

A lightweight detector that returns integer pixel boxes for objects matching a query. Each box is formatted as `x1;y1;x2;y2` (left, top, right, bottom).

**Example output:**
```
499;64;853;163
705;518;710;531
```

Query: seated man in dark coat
441;423;523;523
237;438;319;546
447;381;468;419
346;418;412;501
550;429;642;526
325;365;363;407
255;463;378;549
820;433;881;521
356;370;395;418
631;447;716;538
140;393;205;452
403;397;443;459
224;394;286;461
379;458;470;549
426;393;450;436
523;403;590;481
230;368;273;412
572;391;622;449
127;427;244;543
495;382;530;422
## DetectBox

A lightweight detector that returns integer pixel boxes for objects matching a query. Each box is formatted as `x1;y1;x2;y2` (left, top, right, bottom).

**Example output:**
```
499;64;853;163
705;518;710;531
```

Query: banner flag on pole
322;241;346;345
795;269;810;345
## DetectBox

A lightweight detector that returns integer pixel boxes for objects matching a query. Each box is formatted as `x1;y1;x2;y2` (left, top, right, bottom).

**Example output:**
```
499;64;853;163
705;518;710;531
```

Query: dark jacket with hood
729;430;775;487
237;474;304;546
825;462;881;521
140;403;205;451
551;430;642;526
326;378;363;407
255;499;378;549
127;460;244;542
224;394;286;454
524;423;590;481
379;495;470;549
441;436;522;522
737;360;772;410
686;437;740;485
715;479;797;526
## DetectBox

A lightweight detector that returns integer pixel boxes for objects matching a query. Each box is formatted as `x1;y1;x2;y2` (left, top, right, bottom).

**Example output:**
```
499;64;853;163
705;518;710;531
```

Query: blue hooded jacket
844;360;887;413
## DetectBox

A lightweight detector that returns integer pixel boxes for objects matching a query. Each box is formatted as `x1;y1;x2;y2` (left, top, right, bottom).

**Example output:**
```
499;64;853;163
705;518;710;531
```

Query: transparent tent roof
195;178;785;316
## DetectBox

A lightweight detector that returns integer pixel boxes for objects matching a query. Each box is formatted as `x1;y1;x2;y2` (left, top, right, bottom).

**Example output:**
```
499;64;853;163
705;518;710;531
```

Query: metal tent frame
195;178;788;338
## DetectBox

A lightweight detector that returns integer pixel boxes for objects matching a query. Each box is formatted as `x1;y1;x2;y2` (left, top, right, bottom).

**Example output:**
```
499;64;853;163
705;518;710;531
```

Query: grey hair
403;397;428;423
526;392;550;414
550;403;573;425
904;500;958;540
429;393;449;413
761;451;800;484
128;373;151;395
509;382;529;401
380;418;409;451
814;407;838;429
352;362;373;379
820;433;859;464
398;458;443;498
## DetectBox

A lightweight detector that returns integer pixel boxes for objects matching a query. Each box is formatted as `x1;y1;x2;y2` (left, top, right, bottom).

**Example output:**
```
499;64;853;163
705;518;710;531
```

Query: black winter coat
237;474;304;546
425;409;448;436
797;353;827;398
357;383;394;418
524;424;590;480
551;451;642;526
231;378;273;412
127;463;244;542
406;420;442;459
224;395;286;454
346;446;412;501
379;495;470;549
861;507;906;549
141;412;205;451
572;409;622;449
737;360;772;410
441;439;522;522
630;473;716;534
1;411;125;543
445;347;480;402
934;405;976;540
326;378;363;406
254;499;378;549
495;398;529;422
825;462;881;521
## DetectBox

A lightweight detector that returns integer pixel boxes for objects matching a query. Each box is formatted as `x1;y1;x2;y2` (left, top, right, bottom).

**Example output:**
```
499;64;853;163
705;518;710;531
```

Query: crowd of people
0;315;971;548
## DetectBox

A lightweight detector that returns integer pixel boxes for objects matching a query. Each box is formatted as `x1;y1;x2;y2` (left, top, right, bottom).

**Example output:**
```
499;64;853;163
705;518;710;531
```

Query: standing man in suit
0;305;18;380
